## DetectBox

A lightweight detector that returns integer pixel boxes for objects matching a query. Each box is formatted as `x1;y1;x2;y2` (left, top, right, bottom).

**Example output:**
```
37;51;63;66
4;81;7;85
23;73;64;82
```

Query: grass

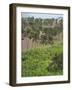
21;43;63;77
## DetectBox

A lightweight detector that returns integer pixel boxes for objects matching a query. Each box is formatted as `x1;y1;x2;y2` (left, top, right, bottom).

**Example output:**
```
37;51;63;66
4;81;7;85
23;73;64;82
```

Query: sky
21;12;63;19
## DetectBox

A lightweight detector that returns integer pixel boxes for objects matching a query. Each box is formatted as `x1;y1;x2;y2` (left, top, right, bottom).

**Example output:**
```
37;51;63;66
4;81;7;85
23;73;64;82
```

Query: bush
22;43;63;77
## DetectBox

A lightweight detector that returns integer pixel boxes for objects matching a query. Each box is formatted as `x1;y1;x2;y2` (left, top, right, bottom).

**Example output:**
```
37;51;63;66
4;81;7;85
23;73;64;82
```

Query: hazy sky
21;12;63;19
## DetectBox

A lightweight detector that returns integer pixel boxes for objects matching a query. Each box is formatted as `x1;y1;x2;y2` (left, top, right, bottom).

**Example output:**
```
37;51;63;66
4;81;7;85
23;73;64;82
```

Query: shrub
22;43;63;77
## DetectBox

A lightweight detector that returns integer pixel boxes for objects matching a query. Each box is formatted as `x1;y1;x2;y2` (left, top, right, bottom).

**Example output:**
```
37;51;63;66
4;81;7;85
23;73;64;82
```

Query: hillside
21;16;63;77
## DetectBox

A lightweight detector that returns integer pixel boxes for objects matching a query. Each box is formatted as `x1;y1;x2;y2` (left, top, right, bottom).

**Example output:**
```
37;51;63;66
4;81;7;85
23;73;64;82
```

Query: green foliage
48;52;63;73
22;43;63;77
